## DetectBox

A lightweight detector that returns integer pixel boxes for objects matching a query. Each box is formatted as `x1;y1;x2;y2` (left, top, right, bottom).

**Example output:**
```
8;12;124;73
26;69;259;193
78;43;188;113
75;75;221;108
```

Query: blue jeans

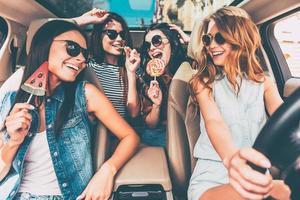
14;193;63;200
140;125;166;147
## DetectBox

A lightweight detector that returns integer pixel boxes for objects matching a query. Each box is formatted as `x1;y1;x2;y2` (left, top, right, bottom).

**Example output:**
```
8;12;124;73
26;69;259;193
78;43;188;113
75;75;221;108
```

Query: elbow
127;103;140;118
129;110;139;118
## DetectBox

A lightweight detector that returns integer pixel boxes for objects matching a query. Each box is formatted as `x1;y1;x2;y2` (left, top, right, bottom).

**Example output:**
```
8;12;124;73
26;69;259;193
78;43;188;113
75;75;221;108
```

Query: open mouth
112;44;125;49
211;51;224;57
152;52;163;59
65;64;79;72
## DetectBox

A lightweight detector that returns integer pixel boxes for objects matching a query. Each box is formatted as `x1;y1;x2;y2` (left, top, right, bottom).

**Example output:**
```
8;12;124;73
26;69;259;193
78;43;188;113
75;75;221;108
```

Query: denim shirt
0;81;95;200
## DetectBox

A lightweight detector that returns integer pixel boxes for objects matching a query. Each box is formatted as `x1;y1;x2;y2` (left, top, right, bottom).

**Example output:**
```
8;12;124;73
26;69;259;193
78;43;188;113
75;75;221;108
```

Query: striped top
88;59;127;118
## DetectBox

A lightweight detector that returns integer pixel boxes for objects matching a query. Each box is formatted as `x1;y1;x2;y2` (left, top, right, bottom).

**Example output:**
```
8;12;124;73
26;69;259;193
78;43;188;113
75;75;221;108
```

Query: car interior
0;0;299;199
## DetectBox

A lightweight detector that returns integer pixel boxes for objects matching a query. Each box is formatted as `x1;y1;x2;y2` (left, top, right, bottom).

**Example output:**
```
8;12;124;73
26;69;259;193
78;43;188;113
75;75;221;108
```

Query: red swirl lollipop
146;58;165;80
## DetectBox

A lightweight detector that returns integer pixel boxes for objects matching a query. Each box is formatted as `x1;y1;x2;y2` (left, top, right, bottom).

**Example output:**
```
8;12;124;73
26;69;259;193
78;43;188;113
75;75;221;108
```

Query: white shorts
188;159;229;200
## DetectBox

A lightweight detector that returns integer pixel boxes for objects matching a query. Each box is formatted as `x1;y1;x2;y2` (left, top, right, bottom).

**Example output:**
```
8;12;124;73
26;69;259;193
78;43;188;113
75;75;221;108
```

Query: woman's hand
169;23;190;44
124;47;141;74
73;8;109;26
5;103;34;145
76;162;116;200
226;147;273;200
147;80;162;107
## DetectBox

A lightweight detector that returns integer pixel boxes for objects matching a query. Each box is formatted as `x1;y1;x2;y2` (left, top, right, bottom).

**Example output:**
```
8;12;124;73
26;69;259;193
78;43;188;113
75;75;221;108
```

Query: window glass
274;11;300;77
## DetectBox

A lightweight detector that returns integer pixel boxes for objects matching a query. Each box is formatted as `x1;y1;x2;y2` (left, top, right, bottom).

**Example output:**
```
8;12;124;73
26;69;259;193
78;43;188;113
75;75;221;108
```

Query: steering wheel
251;87;300;199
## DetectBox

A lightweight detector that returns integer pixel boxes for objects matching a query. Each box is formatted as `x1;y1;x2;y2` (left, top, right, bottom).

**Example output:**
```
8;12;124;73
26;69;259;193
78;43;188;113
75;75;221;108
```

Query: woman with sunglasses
187;7;290;200
74;10;141;120
0;20;139;200
138;23;188;147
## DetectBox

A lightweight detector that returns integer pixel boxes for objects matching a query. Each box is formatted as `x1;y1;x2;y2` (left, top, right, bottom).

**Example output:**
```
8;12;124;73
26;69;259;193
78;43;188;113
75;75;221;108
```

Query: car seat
167;61;200;197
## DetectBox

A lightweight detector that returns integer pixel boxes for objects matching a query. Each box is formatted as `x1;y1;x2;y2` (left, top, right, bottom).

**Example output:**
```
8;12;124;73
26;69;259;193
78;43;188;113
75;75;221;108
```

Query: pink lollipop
146;58;165;80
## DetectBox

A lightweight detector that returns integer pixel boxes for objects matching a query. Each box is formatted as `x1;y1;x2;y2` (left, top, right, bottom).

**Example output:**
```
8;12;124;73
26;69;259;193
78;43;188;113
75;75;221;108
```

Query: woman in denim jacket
0;20;139;200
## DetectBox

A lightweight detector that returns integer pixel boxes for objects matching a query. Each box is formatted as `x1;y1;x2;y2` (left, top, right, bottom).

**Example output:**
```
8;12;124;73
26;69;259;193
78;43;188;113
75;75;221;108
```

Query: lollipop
146;58;165;81
21;61;49;103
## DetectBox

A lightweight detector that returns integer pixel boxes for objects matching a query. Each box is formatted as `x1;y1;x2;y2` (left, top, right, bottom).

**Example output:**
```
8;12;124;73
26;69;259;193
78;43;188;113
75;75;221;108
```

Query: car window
274;11;300;78
0;17;8;49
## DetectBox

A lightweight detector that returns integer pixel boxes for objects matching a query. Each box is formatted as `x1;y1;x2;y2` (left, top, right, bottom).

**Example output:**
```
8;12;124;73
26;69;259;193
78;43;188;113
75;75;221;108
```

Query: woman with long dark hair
0;20;139;200
75;10;141;120
139;22;188;147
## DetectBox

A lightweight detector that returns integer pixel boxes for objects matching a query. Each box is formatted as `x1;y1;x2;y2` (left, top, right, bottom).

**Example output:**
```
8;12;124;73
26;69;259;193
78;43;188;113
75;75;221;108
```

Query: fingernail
261;160;271;168
29;105;35;110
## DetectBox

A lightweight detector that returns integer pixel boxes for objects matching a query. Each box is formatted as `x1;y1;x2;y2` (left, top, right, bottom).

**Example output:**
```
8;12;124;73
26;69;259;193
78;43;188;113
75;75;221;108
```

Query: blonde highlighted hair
188;6;264;95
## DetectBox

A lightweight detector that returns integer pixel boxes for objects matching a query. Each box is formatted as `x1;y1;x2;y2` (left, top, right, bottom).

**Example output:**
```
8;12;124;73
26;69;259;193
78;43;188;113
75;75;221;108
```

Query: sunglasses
202;32;226;46
102;29;125;40
143;35;168;52
54;40;89;62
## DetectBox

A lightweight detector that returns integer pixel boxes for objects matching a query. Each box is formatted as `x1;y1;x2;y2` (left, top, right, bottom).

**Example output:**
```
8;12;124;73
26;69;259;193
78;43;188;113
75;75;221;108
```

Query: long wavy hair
189;6;264;95
90;12;133;97
7;20;87;137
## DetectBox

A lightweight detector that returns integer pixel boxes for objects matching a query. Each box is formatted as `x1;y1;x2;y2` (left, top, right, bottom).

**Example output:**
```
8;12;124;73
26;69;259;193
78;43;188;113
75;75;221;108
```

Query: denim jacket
0;81;95;200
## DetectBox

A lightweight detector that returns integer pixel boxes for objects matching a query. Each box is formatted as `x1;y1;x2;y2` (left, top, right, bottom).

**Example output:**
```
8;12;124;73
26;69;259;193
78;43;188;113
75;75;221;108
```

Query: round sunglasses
143;35;168;52
102;29;125;40
54;40;89;62
202;32;226;46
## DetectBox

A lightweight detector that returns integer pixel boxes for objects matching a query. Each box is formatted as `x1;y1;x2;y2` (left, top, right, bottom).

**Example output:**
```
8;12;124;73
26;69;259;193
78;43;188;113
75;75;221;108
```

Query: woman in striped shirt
75;9;141;120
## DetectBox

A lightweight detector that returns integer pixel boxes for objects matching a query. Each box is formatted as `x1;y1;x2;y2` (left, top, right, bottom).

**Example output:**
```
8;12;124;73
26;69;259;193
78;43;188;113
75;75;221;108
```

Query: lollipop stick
154;76;156;81
26;93;34;104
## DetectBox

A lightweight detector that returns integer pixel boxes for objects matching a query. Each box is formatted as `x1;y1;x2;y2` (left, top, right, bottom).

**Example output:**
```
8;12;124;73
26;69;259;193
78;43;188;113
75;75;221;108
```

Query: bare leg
200;184;245;200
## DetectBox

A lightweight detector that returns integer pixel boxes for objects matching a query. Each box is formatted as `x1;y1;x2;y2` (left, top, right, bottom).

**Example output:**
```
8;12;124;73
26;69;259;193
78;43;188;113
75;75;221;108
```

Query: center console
112;146;173;200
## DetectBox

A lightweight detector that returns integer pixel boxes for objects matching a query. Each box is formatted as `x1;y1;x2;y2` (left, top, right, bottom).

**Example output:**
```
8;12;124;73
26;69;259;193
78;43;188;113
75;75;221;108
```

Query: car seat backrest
167;61;200;197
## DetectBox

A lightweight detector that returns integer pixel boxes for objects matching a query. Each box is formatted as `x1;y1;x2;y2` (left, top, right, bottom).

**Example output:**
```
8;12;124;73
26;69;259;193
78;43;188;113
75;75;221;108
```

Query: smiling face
48;30;87;86
205;20;232;67
102;19;125;59
145;29;171;67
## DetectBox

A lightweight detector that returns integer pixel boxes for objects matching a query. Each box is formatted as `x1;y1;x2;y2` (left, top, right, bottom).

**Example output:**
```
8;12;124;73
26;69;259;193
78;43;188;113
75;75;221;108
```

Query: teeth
212;51;223;56
113;44;124;49
66;64;79;71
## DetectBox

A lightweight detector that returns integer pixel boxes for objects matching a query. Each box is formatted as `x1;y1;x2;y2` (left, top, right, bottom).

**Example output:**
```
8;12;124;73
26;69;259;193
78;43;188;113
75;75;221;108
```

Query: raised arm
72;8;109;27
144;81;162;128
124;47;141;118
77;83;139;200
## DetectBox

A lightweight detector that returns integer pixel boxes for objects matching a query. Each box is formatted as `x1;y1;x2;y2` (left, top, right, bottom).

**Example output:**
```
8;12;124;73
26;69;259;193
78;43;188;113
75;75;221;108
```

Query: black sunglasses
54;40;89;62
102;29;125;40
143;35;168;52
202;32;226;46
